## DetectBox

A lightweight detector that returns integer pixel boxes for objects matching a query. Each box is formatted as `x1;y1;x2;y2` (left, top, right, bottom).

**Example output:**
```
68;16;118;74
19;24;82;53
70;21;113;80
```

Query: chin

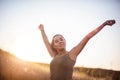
58;47;65;50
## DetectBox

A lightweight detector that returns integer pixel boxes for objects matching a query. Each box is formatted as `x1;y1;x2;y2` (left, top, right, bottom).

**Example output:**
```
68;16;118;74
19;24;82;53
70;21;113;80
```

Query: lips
58;42;64;47
59;42;64;45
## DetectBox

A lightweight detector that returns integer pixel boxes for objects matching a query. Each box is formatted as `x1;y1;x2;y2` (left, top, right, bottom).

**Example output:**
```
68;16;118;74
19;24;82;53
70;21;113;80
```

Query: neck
57;49;67;55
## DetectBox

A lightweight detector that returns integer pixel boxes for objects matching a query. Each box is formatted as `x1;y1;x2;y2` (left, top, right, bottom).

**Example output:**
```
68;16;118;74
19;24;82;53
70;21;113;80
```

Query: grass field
0;49;120;80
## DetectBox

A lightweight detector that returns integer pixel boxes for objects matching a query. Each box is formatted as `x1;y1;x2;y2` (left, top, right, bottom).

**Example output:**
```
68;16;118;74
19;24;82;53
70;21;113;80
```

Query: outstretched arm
69;20;115;61
38;24;56;57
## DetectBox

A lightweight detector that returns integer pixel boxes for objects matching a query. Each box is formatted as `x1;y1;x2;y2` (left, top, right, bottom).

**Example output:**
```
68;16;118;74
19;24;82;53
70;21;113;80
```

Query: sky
0;0;120;71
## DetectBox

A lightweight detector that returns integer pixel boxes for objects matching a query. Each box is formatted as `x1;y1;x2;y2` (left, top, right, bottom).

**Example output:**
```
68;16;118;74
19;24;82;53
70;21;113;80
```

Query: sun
10;37;39;62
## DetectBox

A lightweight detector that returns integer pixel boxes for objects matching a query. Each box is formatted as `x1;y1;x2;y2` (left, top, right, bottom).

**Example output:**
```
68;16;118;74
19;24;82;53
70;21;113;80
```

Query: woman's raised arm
38;24;56;57
69;20;116;61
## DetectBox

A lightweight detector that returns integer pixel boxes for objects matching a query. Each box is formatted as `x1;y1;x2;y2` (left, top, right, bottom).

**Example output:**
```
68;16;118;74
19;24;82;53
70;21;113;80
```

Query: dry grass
0;49;119;80
73;69;113;80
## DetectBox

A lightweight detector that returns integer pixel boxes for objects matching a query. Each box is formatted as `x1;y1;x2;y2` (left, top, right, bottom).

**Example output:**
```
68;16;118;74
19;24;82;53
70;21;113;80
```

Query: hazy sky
0;0;120;71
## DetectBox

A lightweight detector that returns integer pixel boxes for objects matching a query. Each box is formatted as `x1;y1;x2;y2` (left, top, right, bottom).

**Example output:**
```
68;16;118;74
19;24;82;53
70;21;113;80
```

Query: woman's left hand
104;20;116;26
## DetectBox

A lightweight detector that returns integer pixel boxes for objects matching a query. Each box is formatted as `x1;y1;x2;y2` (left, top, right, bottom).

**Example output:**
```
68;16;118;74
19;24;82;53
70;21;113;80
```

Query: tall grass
0;49;120;80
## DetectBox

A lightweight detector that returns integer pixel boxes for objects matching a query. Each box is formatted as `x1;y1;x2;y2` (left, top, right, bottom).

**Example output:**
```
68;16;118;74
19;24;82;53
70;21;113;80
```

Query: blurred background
0;0;120;71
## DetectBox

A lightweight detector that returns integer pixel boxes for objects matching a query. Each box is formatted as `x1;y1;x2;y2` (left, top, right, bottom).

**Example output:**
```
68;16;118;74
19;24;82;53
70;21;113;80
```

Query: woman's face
53;35;66;50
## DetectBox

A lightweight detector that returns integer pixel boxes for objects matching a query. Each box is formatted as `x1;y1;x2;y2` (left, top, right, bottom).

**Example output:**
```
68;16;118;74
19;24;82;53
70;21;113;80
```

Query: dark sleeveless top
50;53;75;80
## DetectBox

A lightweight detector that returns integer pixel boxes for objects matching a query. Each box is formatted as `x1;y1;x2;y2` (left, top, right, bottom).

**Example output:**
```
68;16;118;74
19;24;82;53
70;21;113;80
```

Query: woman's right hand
38;24;44;31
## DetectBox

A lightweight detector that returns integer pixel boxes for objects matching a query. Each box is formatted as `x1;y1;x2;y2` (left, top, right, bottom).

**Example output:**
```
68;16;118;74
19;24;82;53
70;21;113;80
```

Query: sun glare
10;37;38;62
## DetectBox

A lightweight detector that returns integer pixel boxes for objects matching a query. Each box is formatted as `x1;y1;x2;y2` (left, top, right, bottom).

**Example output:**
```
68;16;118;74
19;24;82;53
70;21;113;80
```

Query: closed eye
54;40;58;43
60;38;63;41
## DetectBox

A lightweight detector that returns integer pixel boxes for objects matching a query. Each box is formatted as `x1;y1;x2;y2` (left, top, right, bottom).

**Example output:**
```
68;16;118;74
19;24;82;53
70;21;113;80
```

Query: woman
38;20;115;80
